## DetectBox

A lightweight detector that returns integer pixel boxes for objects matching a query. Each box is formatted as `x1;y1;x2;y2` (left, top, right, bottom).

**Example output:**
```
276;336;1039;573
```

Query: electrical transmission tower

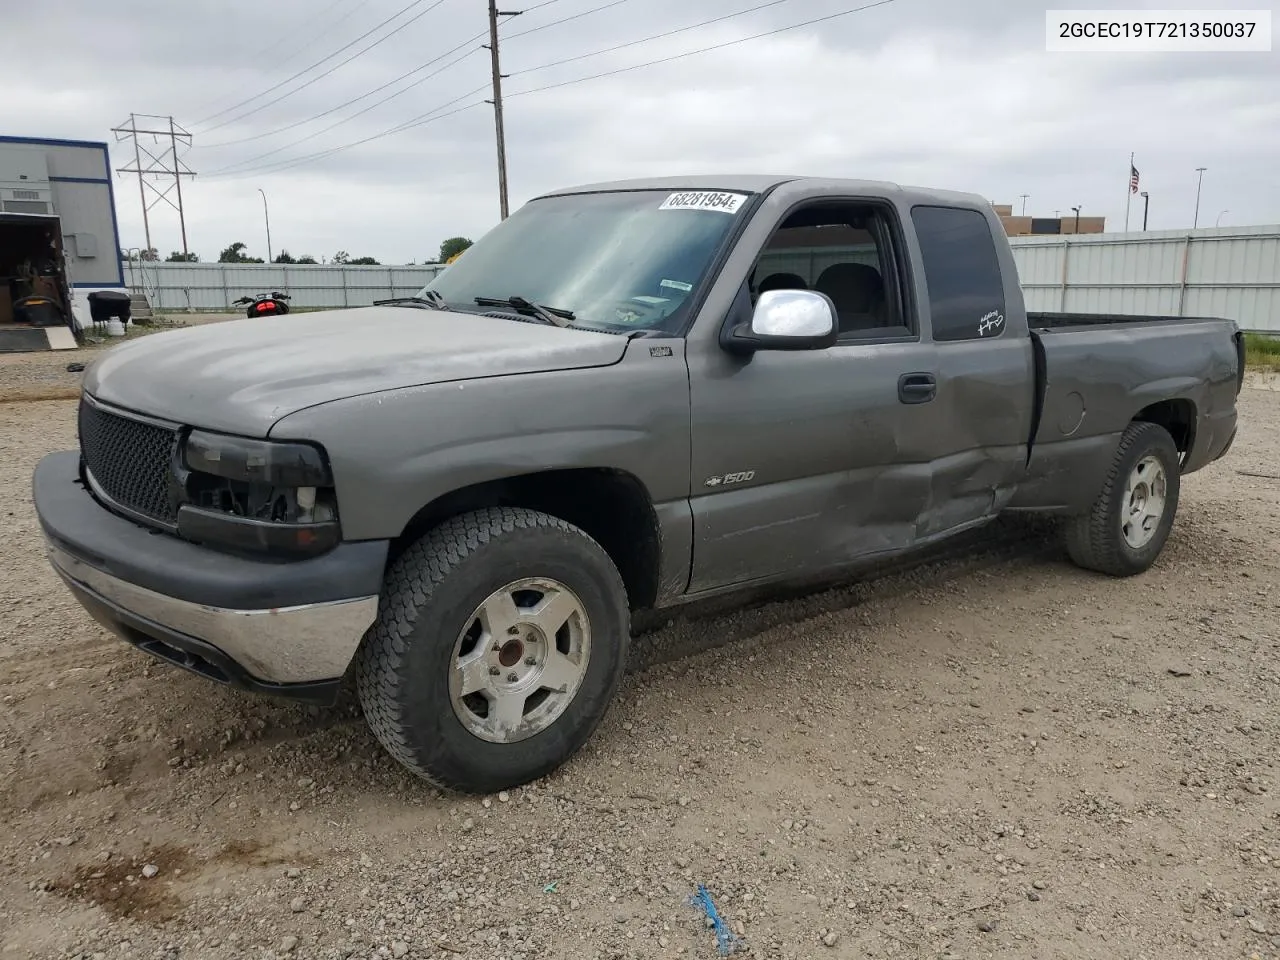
111;114;196;258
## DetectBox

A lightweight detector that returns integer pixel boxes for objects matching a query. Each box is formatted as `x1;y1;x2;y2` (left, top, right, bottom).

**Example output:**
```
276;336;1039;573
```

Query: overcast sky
6;0;1278;262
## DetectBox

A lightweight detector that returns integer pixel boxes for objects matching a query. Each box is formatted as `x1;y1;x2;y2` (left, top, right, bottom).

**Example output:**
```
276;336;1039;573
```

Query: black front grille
78;398;178;524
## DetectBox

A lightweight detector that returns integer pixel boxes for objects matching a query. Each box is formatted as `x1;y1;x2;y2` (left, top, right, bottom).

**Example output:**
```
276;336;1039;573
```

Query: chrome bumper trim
47;539;378;684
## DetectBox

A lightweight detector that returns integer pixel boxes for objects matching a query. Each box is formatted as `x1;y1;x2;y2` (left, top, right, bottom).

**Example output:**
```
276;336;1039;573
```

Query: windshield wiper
474;295;574;328
373;294;447;310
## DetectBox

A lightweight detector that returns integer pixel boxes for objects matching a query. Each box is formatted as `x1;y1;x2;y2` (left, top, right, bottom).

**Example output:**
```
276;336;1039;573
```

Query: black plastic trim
177;505;341;559
35;451;388;610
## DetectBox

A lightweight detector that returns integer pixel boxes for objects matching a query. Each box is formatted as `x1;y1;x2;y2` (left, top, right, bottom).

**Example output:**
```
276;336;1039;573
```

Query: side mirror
723;289;838;355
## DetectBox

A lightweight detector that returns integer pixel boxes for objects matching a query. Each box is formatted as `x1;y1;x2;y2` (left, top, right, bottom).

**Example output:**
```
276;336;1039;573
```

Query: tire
355;507;630;793
1064;421;1181;577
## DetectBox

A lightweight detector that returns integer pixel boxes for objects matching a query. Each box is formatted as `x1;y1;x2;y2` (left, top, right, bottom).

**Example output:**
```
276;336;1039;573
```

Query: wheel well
1133;399;1196;458
388;469;661;611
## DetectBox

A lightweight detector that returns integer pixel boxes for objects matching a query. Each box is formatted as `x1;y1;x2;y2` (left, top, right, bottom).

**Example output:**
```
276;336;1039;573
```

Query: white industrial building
0;135;125;337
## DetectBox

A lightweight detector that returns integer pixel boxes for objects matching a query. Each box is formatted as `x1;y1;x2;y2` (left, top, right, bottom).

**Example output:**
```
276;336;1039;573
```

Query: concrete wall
126;261;446;311
126;225;1280;334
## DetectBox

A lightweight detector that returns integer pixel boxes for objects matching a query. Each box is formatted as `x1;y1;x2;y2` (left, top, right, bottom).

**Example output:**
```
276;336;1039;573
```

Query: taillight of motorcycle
256;301;274;313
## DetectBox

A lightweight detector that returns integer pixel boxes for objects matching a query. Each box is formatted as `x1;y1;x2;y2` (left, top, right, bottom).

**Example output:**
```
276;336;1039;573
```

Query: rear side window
910;205;1006;342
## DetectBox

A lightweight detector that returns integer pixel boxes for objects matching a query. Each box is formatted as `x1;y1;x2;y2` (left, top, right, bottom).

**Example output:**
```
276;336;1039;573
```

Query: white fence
1009;225;1280;333
124;261;446;312
126;226;1280;332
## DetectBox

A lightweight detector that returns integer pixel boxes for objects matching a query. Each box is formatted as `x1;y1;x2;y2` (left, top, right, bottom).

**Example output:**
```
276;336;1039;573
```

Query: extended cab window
910;205;1007;342
750;203;911;339
419;189;749;335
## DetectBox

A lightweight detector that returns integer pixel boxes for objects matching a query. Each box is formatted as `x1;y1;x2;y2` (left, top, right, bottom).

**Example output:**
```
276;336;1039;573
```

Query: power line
206;95;491;181
204;0;788;176
203;0;626;152
507;0;899;94
252;0;374;73
507;0;800;78
504;0;635;40
198;0;453;134
203;0;898;180
192;0;446;130
204;43;485;173
182;0;361;121
202;32;489;152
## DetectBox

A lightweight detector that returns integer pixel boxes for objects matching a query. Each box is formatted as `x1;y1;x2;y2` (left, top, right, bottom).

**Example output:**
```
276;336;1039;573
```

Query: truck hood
83;306;628;436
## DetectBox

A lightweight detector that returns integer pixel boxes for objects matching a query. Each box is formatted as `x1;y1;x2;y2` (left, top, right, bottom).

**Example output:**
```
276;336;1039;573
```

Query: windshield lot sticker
978;311;1005;336
659;191;748;214
661;279;693;292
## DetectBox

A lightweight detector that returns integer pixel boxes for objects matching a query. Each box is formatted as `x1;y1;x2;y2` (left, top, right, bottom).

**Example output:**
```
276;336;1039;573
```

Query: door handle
898;372;937;404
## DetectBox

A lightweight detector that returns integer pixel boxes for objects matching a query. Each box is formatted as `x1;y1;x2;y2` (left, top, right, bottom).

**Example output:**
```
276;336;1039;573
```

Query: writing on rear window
659;191;748;214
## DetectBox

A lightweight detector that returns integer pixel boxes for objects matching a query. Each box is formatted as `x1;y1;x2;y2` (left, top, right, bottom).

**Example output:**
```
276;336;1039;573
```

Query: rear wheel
1065;421;1181;576
355;507;629;792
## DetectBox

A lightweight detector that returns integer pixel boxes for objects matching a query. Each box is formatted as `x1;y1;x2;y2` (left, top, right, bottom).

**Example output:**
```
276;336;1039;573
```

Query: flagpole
1124;152;1134;232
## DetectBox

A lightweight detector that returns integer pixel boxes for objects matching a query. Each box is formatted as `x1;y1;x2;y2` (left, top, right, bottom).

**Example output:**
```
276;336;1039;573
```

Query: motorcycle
232;291;291;318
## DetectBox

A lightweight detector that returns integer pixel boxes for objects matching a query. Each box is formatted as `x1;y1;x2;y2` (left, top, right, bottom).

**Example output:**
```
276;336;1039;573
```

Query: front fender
268;344;692;542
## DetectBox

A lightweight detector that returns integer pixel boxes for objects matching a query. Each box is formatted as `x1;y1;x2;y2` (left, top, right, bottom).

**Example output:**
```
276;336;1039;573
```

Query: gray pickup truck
34;175;1244;793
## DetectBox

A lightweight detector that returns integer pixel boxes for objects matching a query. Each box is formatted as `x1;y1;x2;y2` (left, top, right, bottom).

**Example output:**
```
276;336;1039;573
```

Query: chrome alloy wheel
1121;454;1168;549
448;578;591;743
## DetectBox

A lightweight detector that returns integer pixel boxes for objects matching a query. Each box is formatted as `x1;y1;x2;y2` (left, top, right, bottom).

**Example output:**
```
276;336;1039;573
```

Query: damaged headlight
178;430;340;557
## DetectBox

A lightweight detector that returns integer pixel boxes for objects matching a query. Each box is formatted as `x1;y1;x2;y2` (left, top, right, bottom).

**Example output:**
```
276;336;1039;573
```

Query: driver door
684;200;942;593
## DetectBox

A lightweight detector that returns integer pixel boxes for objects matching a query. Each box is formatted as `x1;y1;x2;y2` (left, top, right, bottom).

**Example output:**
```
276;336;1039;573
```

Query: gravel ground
0;315;233;403
1;380;1278;960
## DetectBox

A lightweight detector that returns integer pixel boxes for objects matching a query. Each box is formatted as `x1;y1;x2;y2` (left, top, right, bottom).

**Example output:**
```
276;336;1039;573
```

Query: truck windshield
416;189;751;334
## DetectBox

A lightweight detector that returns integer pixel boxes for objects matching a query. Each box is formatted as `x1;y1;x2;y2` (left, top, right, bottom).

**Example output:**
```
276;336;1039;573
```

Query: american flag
1130;164;1140;194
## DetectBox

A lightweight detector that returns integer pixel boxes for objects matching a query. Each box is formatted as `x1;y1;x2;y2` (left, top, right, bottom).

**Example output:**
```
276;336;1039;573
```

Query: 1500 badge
704;471;756;487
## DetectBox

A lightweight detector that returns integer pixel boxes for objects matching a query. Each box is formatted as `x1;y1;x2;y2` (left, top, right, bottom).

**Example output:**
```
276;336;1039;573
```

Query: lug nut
507;672;519;682
508;626;520;635
489;666;501;676
524;656;536;666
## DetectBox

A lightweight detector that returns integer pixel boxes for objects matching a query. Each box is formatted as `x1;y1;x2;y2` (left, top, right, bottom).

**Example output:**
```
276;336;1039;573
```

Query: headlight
184;431;332;487
178;431;340;558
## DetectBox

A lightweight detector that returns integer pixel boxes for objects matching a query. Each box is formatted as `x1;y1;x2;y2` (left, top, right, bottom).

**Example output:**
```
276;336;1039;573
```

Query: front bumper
34;450;389;703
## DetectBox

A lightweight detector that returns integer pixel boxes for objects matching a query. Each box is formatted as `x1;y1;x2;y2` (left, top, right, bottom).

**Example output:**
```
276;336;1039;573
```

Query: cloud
4;0;1277;258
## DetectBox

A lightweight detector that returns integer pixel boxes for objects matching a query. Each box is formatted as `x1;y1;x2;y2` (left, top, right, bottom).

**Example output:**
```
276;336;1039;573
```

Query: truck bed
1007;313;1242;514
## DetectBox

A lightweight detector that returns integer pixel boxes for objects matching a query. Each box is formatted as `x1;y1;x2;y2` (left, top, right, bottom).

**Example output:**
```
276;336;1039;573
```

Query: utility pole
1140;191;1149;230
1193;167;1207;228
1018;194;1029;216
486;0;521;220
112;114;195;258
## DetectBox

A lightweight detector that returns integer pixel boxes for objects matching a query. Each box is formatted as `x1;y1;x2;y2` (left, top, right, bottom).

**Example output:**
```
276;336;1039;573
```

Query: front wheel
355;507;630;792
1065;421;1181;577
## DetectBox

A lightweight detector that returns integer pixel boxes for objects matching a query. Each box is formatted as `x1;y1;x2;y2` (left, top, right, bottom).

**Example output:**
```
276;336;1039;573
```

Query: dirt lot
2;382;1279;960
0;315;231;403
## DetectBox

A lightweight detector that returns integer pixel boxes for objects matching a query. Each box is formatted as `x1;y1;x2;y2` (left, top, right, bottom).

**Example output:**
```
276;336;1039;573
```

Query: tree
296;254;318;264
273;250;297;264
124;247;159;262
348;256;380;265
166;251;199;262
218;241;264;264
332;250;350;265
438;237;472;263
